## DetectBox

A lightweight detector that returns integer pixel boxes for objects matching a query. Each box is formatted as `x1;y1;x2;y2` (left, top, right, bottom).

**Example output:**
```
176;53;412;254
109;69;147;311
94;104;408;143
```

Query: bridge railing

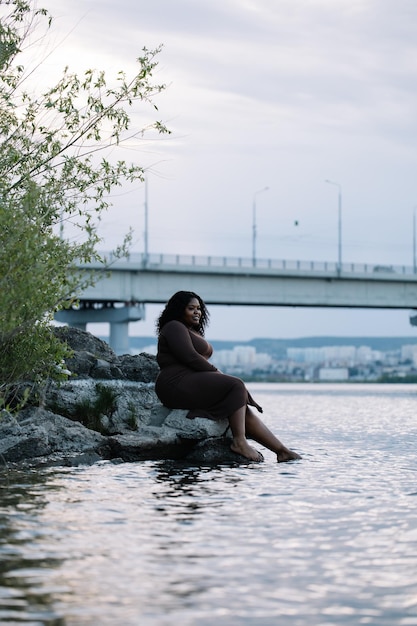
101;251;416;277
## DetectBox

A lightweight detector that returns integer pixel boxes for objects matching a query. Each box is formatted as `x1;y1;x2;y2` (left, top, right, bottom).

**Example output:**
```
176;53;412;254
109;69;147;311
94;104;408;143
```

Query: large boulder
54;325;116;358
117;353;158;383
108;409;232;462
53;326;159;381
0;408;108;466
44;379;158;435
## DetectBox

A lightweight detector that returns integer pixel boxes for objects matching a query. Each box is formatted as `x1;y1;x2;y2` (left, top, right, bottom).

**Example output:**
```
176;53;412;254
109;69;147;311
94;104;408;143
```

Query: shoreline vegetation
0;2;169;415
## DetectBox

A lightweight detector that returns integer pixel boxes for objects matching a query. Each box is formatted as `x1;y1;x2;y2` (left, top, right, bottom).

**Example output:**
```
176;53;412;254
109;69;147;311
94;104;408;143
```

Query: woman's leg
228;405;264;462
245;407;301;462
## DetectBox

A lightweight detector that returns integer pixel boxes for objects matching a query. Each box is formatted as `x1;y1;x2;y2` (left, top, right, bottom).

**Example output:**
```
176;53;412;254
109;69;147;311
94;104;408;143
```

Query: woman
155;291;301;463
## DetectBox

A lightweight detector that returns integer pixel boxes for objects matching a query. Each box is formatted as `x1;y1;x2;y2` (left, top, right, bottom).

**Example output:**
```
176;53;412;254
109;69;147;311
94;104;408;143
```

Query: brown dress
155;320;262;419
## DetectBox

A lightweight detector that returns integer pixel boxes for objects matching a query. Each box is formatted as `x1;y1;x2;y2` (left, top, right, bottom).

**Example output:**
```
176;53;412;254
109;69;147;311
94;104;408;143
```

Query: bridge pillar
109;322;130;355
55;302;146;354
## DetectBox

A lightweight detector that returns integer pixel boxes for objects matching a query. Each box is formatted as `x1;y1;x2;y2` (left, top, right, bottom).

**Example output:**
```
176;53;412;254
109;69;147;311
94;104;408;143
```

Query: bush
0;1;169;408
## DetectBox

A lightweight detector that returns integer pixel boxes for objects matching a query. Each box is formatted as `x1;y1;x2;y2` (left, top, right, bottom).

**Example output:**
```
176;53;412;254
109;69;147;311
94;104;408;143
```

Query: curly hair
156;291;210;336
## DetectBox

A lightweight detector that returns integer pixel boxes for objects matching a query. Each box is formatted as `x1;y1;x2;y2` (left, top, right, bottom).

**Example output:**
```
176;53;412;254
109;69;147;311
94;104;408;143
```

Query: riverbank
0;328;243;469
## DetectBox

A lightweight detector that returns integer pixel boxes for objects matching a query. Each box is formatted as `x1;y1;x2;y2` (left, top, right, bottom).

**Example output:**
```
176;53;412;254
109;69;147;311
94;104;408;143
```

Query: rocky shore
0;328;248;469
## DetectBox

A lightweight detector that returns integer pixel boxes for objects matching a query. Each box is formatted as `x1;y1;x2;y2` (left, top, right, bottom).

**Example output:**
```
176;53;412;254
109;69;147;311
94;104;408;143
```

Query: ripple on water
1;384;417;625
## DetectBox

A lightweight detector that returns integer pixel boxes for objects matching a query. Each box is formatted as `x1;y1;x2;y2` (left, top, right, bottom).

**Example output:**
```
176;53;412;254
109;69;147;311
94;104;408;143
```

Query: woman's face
182;297;202;328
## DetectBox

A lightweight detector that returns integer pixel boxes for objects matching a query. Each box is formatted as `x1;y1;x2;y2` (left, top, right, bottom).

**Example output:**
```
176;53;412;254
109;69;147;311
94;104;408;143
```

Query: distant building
212;345;272;373
287;347;323;363
288;345;382;367
356;345;382;363
401;344;417;366
318;367;349;381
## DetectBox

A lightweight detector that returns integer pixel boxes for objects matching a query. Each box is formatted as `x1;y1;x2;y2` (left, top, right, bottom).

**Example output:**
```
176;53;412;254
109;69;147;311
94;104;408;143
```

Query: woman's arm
162;321;218;372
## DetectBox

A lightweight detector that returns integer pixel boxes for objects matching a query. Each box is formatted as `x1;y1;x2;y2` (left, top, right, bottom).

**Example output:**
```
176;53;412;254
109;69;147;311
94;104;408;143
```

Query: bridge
55;252;417;353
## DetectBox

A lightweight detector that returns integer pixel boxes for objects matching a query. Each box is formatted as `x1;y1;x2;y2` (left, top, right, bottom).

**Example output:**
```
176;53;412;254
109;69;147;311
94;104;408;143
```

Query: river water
1;383;417;626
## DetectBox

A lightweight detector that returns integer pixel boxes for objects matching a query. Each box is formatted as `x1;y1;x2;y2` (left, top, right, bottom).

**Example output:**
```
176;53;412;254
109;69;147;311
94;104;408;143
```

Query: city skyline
126;333;417;381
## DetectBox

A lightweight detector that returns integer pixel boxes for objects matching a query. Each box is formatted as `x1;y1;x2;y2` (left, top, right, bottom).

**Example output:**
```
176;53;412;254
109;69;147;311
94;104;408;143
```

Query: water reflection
0;470;67;624
150;461;244;522
1;385;417;625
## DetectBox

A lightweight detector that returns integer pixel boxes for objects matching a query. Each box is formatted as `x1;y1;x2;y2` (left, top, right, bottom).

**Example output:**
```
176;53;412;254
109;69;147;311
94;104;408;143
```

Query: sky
30;0;417;339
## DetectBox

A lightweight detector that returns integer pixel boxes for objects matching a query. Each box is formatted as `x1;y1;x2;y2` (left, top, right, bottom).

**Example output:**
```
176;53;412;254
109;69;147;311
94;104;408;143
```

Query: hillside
120;335;417;359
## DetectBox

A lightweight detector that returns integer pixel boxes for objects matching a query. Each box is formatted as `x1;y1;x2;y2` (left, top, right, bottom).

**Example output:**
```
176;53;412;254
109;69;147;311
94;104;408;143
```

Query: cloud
44;0;417;148
27;0;417;336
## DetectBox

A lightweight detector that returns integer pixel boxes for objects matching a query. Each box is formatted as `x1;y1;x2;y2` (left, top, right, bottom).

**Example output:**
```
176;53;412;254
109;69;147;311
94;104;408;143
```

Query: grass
72;383;120;435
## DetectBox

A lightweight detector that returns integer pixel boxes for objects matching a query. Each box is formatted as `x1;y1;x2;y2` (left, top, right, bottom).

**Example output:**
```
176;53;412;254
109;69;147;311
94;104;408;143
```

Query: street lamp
143;177;149;267
413;206;417;273
325;179;342;274
252;186;269;266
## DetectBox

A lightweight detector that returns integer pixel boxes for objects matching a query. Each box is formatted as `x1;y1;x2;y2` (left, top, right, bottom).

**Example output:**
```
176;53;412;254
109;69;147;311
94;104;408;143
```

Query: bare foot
276;447;301;463
231;439;263;462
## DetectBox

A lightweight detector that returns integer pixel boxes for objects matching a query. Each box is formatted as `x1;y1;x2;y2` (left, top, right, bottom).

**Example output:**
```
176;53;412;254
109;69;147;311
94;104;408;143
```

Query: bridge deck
86;252;415;279
74;252;417;309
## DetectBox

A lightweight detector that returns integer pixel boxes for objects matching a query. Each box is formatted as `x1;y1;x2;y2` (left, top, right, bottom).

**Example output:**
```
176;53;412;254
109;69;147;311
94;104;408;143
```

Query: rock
90;358;120;380
53;326;159;382
148;404;171;427
0;408;108;465
185;437;248;464
44;379;158;435
0;328;250;468
164;409;229;440
54;326;116;360
108;426;188;461
117;353;159;383
65;349;97;377
106;412;230;462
